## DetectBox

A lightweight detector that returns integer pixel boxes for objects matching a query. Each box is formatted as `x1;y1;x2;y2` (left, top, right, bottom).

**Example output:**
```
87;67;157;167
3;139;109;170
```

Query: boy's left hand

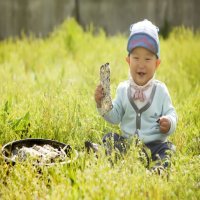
159;117;171;134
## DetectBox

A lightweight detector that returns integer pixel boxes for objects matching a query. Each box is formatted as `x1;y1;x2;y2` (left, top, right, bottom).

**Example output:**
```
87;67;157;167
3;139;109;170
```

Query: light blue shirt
98;80;178;144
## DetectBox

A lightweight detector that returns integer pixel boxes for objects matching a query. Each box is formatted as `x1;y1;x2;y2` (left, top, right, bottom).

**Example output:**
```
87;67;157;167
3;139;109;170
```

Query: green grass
0;19;199;200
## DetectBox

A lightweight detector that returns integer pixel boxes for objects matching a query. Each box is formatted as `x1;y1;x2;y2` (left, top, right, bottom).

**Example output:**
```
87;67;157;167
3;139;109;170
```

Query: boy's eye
145;58;151;61
133;57;139;60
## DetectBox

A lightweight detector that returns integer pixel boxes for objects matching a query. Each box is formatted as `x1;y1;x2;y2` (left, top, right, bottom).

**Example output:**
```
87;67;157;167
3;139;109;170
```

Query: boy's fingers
95;85;105;102
160;121;168;129
98;86;105;95
159;120;170;133
96;85;103;92
160;120;167;126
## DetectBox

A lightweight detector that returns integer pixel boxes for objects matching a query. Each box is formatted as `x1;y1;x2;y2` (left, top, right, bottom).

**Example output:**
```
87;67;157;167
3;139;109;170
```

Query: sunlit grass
0;18;199;199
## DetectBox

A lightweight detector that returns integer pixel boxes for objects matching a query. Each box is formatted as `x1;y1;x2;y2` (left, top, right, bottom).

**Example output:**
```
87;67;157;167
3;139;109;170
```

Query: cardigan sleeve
161;85;178;135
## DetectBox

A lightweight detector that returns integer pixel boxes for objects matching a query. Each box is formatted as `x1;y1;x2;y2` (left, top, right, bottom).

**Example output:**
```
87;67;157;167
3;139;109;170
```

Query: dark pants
102;133;175;168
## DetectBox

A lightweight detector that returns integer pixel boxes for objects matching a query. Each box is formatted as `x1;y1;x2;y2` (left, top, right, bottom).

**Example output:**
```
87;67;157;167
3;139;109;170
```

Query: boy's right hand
94;84;105;108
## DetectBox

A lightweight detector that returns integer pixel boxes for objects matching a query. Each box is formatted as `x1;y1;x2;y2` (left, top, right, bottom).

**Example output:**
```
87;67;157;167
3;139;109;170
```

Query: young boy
94;19;178;171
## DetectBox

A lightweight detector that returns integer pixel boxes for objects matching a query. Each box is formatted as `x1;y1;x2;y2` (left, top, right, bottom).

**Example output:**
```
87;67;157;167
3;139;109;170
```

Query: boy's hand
159;116;171;134
94;84;105;108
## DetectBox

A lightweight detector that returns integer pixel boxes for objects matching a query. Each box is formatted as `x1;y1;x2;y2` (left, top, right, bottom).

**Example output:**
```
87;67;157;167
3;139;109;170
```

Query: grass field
0;19;199;200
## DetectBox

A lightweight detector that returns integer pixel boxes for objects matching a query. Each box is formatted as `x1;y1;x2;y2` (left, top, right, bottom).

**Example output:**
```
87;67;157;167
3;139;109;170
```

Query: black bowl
2;138;74;166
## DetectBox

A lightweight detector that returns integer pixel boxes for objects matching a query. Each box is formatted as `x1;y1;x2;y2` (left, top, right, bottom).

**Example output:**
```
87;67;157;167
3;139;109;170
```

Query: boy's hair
127;19;160;58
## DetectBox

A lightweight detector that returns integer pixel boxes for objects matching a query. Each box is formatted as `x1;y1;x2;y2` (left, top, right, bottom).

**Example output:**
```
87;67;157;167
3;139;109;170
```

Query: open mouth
137;72;146;76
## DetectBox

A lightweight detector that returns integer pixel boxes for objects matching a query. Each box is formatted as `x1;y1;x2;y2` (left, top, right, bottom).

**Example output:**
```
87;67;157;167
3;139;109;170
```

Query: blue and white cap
127;19;160;58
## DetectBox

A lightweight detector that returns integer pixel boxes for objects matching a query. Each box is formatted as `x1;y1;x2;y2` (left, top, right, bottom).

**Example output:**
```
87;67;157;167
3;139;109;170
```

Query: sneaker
150;165;165;175
85;141;98;153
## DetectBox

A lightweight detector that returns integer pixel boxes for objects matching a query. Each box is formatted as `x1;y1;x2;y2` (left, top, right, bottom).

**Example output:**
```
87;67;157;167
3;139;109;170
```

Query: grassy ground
0;19;199;200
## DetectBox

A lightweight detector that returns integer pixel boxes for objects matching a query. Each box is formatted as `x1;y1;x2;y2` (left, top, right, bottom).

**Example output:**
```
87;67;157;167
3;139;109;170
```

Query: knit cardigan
98;80;178;144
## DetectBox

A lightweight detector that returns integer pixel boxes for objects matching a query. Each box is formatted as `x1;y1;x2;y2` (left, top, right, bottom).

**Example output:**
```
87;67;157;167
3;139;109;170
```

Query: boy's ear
126;56;130;64
156;59;161;68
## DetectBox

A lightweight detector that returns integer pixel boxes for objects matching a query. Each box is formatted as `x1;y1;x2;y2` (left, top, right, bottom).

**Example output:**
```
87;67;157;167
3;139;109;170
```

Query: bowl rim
1;138;76;165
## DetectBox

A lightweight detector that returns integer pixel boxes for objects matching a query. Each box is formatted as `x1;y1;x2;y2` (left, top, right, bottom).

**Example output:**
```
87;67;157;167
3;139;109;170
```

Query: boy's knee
102;133;126;154
102;132;121;143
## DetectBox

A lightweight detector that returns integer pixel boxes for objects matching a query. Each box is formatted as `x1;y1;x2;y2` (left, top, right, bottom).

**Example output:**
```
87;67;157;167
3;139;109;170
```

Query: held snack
100;63;113;115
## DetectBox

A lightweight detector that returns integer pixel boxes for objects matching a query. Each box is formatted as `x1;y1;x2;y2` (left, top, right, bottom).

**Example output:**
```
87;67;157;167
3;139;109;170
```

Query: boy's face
126;47;160;86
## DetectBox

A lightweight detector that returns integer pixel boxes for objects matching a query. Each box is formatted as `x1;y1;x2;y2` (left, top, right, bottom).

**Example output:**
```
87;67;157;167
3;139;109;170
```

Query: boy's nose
138;61;145;69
